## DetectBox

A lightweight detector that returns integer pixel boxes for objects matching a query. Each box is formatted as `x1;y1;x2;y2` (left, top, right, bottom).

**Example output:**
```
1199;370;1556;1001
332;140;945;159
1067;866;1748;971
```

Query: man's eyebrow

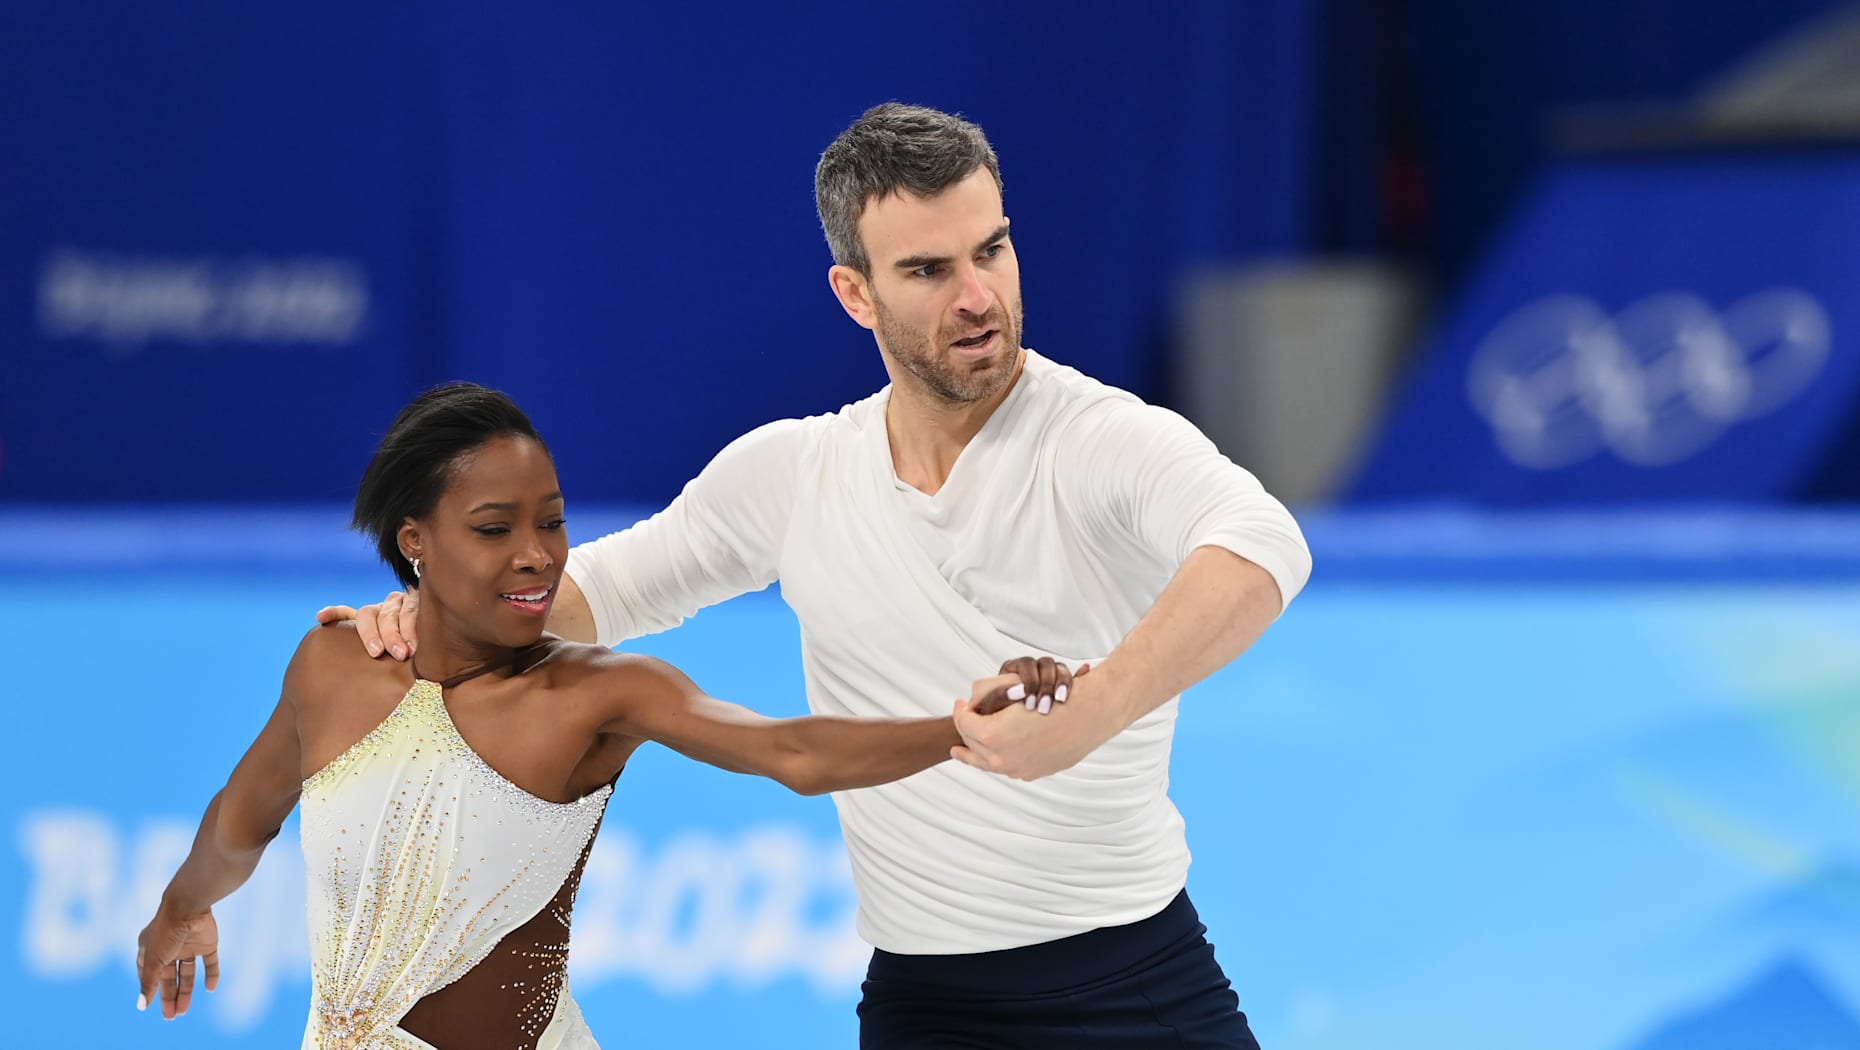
891;223;1012;272
973;223;1012;254
892;250;951;272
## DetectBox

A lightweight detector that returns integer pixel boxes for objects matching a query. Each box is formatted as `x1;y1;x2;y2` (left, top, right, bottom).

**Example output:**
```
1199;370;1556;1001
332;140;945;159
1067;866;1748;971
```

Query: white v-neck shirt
567;349;1310;954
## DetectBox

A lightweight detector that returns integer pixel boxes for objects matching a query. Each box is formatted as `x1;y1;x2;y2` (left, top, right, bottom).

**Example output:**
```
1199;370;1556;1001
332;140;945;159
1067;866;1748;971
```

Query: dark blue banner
1350;151;1860;504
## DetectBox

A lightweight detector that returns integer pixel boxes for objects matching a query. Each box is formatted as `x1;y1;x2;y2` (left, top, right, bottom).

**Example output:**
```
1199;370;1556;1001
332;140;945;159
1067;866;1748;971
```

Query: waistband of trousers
865;888;1203;995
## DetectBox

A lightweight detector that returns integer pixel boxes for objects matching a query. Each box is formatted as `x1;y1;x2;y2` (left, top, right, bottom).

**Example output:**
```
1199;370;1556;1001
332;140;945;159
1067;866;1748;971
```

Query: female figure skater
134;383;1073;1049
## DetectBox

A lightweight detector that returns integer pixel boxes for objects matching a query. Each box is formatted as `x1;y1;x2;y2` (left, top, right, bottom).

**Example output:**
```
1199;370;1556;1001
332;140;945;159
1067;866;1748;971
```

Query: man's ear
828;265;879;331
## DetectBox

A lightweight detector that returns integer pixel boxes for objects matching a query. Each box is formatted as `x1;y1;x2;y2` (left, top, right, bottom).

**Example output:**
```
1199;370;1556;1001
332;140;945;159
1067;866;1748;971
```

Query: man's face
854;168;1024;405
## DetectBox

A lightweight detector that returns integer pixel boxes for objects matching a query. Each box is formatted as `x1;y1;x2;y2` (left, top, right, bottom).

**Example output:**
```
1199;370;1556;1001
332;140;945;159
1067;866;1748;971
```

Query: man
330;103;1309;1047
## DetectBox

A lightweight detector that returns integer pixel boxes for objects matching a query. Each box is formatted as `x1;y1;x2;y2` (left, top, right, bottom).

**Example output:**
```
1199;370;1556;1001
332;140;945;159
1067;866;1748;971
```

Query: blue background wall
1399;0;1847;278
8;1;1854;505
2;0;1318;504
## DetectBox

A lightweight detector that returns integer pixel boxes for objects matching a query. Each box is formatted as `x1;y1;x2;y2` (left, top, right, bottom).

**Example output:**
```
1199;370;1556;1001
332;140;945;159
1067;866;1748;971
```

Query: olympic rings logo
1465;289;1831;469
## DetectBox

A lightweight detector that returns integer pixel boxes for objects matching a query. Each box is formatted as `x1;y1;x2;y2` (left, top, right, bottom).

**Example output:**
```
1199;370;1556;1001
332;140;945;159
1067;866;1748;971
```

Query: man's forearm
1094;545;1284;726
949;546;1289;782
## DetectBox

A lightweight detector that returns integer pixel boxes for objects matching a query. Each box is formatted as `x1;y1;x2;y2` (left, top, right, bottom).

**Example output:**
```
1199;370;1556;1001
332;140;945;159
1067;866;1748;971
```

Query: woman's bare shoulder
529;638;692;706
284;622;405;702
530;636;673;677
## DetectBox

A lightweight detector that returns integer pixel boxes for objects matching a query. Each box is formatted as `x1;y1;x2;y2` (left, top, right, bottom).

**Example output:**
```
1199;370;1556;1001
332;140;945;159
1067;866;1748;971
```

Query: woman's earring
411;557;422;579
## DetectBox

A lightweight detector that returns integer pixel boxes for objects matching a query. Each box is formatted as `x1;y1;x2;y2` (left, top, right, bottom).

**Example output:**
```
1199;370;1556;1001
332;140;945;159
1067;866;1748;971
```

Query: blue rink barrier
2;506;1858;1049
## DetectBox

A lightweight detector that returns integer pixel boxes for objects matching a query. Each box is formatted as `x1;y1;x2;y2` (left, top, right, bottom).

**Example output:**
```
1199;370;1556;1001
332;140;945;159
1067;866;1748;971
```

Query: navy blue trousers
858;891;1261;1048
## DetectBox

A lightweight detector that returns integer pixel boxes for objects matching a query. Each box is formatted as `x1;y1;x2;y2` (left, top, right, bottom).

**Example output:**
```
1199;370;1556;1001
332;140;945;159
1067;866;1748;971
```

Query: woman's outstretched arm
135;637;311;1019
594;653;1037;795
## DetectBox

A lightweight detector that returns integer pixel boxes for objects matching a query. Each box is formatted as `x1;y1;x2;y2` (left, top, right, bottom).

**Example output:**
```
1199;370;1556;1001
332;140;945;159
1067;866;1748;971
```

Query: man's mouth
951;329;997;353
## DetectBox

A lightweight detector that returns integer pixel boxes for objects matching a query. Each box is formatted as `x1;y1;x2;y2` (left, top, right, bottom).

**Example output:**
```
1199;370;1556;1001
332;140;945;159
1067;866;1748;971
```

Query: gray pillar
1175;262;1421;505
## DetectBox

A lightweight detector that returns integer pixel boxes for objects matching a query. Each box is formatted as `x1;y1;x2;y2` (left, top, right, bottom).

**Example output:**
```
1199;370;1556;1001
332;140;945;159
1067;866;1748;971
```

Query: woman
134;383;1074;1049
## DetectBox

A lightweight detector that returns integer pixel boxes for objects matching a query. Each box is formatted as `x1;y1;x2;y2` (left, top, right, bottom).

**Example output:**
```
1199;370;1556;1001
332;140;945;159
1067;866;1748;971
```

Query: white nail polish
1038;695;1053;714
1024;694;1036;710
1056;684;1068;703
136;995;147;1012
1006;683;1026;701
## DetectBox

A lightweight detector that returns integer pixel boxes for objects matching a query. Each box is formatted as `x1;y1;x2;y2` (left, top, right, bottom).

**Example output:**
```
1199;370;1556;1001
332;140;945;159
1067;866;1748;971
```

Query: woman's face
409;434;568;650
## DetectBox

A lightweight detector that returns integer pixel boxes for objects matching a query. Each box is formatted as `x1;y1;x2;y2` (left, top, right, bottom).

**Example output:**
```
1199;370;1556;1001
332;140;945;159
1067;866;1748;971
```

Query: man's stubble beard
874;294;1026;406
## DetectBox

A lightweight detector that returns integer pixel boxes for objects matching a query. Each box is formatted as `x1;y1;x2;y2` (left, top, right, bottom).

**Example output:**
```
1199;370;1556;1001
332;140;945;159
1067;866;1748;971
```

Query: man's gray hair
815;103;1003;275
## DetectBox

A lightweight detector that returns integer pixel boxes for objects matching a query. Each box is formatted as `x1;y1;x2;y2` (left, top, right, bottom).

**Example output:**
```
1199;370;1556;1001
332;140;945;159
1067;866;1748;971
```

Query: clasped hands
951;655;1123;782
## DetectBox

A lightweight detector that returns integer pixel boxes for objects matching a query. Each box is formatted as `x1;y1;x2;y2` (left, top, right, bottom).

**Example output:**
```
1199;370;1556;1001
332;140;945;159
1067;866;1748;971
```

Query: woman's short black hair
352;382;549;589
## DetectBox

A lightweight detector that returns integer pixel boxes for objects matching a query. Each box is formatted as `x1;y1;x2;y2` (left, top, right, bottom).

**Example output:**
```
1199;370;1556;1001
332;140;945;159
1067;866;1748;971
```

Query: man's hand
315;590;420;660
953;659;1115;779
